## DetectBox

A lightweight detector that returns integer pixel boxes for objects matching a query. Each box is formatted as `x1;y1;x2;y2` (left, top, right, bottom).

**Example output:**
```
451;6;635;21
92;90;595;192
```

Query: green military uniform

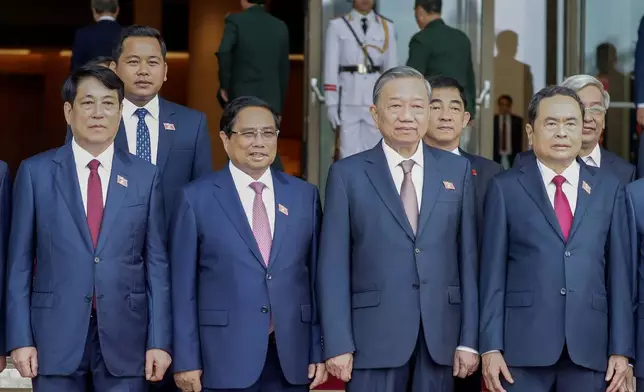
407;19;477;118
217;4;289;171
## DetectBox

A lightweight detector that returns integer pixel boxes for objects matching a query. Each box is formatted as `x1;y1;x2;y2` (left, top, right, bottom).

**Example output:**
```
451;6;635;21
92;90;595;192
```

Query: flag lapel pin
443;181;455;190
278;204;288;216
117;175;128;187
582;181;591;194
163;123;175;131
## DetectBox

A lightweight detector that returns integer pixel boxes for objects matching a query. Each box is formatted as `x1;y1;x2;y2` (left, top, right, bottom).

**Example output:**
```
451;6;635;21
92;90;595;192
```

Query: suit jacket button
412;284;419;290
560;288;567;295
414;248;420;254
266;274;272;280
261;306;269;313
85;295;92;303
564;251;571;257
94;257;100;264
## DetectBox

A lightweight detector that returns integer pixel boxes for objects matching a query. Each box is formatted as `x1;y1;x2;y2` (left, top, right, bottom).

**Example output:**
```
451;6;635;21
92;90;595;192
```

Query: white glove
327;105;341;129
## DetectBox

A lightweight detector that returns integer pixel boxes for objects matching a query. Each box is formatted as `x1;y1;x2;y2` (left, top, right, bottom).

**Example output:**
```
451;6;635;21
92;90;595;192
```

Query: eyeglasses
230;128;280;141
584;106;605;116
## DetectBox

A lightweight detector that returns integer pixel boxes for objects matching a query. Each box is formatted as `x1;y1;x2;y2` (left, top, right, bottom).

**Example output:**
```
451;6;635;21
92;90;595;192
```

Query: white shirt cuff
639;103;644;108
456;346;478;355
482;350;501;355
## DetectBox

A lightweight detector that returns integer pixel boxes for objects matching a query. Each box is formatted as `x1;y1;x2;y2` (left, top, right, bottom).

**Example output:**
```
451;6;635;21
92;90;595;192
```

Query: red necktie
87;159;104;309
552;175;572;242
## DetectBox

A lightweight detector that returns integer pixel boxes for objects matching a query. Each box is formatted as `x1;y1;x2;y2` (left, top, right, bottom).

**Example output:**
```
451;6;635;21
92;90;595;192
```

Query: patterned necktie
400;160;419;235
87;159;103;309
135;108;151;162
552;175;573;242
361;17;368;34
250;182;272;265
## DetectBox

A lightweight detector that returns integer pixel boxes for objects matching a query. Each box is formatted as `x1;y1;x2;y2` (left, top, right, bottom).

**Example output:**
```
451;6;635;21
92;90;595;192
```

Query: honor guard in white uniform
324;1;397;158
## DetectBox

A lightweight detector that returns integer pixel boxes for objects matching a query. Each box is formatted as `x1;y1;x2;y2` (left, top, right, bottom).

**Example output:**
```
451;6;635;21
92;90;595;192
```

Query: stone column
187;0;239;170
134;0;163;30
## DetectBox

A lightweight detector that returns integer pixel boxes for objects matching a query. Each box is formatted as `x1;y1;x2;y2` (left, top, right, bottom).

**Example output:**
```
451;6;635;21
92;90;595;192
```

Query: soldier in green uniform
216;0;289;171
407;0;477;120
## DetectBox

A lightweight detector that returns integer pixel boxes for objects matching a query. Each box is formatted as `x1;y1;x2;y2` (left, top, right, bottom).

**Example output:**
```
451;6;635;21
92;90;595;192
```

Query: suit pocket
301;304;312;323
31;292;54;309
128;292;147;311
351;290;380;309
125;197;147;208
199;310;229;326
505;291;533;307
591;293;608;313
447;286;461;304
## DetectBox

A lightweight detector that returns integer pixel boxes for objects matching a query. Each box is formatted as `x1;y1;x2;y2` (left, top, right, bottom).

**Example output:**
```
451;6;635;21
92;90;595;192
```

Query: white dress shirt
383;141;476;354
580;143;601;168
498;115;513;155
536;158;580;215
122;96;160;165
451;147;460;156
72;139;113;214
229;162;275;237
97;16;116;22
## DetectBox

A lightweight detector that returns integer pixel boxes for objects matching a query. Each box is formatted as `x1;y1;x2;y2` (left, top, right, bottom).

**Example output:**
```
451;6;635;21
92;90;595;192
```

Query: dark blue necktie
135;108;151;163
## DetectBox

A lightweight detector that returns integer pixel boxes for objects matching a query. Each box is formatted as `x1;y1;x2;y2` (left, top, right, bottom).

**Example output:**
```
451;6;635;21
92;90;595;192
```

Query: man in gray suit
317;65;479;391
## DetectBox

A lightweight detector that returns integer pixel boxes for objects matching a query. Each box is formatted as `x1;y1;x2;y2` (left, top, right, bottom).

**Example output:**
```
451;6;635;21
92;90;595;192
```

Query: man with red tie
6;65;171;392
479;85;632;392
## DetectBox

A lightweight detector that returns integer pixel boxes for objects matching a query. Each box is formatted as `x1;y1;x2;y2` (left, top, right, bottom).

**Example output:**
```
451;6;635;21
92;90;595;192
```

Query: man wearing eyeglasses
169;96;327;392
513;75;635;184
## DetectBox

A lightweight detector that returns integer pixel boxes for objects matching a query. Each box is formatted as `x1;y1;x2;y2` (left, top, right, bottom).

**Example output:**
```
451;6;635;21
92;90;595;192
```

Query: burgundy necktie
87;159;104;309
552;175;573;242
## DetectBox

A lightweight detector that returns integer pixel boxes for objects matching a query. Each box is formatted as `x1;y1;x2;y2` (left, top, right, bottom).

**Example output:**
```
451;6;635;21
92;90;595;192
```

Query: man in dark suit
514;75;635;185
480;85;632;392
0;161;10;374
70;0;121;72
67;26;213;227
217;0;288;171
7;65;171;391
407;0;476;119
424;75;502;247
317;66;478;391
170;96;327;392
493;94;523;168
635;15;644;177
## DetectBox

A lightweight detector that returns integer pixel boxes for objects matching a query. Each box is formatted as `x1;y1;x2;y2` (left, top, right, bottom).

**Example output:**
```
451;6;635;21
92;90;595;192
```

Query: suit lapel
54;145;93;251
364;144;415;241
96;149;131;253
114;121;128;151
518;157;564;241
568;162;597;242
267;171;292;269
416;146;441;239
156;98;176;174
212;169;265;267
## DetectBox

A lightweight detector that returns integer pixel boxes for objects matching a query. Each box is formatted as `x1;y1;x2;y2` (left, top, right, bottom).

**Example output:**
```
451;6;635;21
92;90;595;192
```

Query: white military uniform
324;9;397;158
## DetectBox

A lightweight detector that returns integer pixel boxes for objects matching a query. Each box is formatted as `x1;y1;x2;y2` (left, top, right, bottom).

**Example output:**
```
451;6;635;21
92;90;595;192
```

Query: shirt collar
123;95;159;121
382;141;424;171
71;138;114;172
451;147;461;156
351;9;376;22
581;143;601;167
228;161;274;192
98;16;116;22
536;158;580;187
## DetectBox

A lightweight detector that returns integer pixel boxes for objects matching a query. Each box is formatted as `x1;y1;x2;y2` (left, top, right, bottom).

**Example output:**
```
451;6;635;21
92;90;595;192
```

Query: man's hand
619;365;635;392
606;355;629;392
11;347;37;378
325;352;353;382
637;107;644;126
453;350;479;378
0;356;6;373
174;370;202;392
145;349;171;382
482;352;514;392
308;363;328;389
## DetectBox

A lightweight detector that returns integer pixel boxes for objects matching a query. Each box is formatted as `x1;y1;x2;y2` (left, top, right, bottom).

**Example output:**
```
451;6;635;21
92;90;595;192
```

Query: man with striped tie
169;96;327;392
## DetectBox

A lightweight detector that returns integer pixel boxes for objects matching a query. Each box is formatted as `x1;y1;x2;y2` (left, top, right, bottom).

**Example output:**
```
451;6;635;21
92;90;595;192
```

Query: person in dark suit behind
66;26;213;231
493;94;523;168
407;0;476;119
424;75;502;249
634;15;644;177
317;66;478;391
216;0;288;171
480;85;632;392
514;74;635;185
7;65;171;392
86;56;117;71
70;0;121;72
0;161;10;374
170;96;327;392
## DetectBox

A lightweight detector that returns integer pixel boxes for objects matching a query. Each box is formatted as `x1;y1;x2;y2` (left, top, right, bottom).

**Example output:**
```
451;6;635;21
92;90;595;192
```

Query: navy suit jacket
0;161;10;355
514;148;635;184
6;145;171;376
170;167;322;389
626;179;644;377
66;97;213;221
635;16;644;177
317;142;478;369
70;20;121;71
479;155;633;372
459;149;502;242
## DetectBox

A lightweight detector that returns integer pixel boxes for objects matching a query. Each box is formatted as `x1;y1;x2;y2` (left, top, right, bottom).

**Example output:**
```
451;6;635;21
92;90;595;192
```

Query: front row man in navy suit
170;96;327;392
480;85;633;392
317;66;479;392
6;65;172;392
0;160;10;374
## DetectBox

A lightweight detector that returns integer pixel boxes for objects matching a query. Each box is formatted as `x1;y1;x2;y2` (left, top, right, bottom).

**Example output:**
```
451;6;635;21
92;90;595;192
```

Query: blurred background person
70;0;121;72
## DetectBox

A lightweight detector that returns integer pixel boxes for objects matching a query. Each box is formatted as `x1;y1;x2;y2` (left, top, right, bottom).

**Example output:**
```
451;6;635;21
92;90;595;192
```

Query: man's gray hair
92;0;119;14
559;74;610;108
372;66;432;104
